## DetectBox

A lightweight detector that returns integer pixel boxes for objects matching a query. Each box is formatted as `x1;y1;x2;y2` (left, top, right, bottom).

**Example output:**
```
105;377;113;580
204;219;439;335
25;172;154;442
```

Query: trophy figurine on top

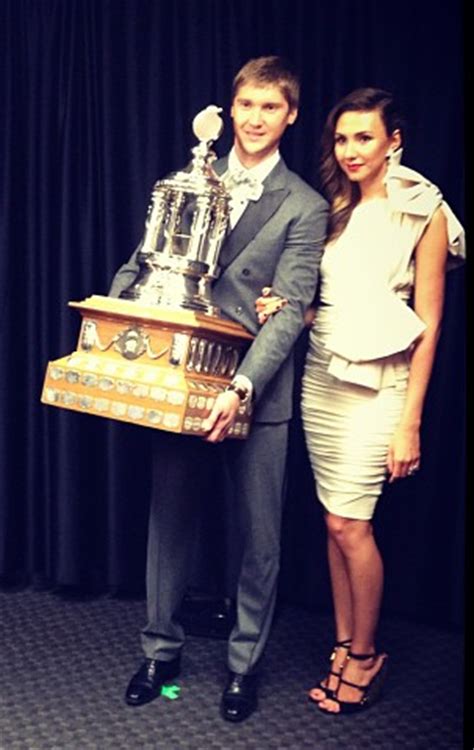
41;106;254;439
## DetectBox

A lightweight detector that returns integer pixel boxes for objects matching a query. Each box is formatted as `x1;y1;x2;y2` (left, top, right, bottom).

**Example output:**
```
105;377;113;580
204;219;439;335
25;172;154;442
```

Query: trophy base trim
69;296;254;340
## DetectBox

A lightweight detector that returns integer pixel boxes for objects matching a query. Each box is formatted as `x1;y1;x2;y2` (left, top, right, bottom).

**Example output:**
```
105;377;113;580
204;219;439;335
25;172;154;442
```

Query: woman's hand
387;424;421;482
304;306;317;327
255;286;288;325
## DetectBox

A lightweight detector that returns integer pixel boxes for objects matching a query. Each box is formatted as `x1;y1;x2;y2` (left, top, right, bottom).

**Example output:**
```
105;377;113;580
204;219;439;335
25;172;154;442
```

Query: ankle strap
335;638;352;648
348;650;376;661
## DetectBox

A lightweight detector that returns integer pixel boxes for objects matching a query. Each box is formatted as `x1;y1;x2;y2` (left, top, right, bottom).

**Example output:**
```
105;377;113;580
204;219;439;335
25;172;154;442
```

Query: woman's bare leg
309;515;353;700
318;515;386;713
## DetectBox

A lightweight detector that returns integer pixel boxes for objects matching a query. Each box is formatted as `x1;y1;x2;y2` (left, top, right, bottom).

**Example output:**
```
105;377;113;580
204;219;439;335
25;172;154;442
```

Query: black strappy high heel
308;638;352;702
319;651;389;714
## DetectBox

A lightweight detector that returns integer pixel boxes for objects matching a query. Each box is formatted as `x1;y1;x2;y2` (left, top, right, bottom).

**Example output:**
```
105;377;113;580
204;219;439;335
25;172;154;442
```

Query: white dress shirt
225;147;280;229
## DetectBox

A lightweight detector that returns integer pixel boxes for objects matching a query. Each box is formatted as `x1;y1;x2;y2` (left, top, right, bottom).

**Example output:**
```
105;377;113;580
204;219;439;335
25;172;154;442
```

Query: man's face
231;82;297;167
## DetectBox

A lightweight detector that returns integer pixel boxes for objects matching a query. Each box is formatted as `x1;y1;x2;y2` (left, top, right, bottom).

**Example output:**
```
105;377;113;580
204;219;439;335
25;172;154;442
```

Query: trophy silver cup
120;106;230;314
41;106;254;439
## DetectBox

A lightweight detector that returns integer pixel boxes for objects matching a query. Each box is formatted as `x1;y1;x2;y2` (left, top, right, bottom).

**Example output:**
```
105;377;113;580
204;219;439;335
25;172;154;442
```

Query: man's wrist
226;375;253;403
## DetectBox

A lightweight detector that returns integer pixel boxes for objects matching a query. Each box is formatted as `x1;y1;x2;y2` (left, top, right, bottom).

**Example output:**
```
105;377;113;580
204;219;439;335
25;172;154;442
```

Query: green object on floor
161;684;181;700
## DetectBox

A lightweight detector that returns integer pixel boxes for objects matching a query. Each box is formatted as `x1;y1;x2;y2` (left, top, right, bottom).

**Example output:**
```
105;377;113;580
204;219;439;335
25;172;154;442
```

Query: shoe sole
221;709;257;723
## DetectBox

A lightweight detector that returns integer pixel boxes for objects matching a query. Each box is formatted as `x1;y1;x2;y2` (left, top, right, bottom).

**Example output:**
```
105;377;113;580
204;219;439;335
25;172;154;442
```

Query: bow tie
222;168;264;202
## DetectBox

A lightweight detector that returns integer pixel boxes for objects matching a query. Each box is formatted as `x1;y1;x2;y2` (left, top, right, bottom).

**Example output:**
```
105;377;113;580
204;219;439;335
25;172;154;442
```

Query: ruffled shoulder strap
384;149;465;269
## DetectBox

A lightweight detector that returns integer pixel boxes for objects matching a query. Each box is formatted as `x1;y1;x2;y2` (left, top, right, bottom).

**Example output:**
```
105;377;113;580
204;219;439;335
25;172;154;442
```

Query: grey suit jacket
109;155;328;423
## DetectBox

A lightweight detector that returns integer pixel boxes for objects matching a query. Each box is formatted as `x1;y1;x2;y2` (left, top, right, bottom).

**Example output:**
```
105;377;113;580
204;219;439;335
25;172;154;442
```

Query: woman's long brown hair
320;88;405;242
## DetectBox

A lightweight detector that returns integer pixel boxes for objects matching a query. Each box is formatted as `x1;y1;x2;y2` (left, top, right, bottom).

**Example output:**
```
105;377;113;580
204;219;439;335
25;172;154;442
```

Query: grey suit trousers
141;421;288;675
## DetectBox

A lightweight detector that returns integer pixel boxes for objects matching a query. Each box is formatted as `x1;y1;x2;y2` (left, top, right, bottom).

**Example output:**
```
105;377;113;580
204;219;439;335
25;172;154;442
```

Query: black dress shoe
125;655;181;706
221;671;258;722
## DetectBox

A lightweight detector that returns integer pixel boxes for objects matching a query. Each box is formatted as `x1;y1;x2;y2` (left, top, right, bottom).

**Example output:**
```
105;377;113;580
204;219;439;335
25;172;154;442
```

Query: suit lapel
214;157;290;269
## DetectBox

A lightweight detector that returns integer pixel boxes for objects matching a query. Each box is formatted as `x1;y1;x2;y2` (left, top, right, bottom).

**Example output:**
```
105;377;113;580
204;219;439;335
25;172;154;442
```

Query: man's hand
201;390;241;443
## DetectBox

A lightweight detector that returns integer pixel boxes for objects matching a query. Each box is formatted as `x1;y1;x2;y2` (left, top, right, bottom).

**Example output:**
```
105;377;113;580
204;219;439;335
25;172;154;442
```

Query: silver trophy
41;105;254;439
119;105;230;314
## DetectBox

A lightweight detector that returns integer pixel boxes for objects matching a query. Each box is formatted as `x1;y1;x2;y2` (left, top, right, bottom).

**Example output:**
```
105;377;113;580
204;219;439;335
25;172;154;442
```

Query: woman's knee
326;513;371;549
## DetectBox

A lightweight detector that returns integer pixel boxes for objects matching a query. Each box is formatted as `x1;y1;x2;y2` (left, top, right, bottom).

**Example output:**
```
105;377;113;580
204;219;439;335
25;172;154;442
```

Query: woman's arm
387;207;449;482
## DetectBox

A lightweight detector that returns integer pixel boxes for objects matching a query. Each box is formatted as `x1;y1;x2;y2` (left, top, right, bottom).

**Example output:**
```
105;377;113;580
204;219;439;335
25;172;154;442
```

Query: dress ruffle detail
385;150;465;268
327;354;400;391
325;290;425;390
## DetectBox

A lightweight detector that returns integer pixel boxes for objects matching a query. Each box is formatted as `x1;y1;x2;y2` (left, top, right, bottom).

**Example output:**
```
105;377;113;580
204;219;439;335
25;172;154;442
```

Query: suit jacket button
235;306;243;314
242;268;250;276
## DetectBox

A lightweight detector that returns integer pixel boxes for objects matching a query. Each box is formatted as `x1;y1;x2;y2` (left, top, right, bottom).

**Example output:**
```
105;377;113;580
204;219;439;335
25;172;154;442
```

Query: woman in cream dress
256;88;464;714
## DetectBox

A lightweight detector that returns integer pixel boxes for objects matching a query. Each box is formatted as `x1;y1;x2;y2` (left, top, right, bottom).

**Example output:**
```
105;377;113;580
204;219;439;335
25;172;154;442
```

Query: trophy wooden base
41;296;254;439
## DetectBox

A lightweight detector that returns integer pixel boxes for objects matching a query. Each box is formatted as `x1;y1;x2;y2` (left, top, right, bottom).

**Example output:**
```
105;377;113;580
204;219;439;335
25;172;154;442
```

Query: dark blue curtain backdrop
0;0;465;627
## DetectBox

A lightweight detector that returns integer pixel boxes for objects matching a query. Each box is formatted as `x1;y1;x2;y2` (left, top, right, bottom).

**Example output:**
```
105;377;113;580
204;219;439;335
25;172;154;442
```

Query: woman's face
333;109;401;190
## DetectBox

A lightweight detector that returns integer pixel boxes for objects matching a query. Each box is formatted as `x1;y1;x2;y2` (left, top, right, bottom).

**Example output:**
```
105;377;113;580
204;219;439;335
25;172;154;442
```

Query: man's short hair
232;56;300;111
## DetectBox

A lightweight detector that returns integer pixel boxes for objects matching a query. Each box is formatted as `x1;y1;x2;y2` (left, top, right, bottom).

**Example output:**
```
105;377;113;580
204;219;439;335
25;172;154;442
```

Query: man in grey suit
110;56;328;722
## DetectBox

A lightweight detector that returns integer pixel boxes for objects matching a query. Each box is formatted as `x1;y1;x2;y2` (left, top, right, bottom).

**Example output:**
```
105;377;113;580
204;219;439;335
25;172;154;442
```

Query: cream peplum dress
301;154;465;520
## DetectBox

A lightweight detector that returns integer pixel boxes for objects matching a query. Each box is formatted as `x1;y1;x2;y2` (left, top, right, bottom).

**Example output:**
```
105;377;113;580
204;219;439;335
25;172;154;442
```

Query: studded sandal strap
347;651;377;661
335;639;352;648
330;639;352;663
